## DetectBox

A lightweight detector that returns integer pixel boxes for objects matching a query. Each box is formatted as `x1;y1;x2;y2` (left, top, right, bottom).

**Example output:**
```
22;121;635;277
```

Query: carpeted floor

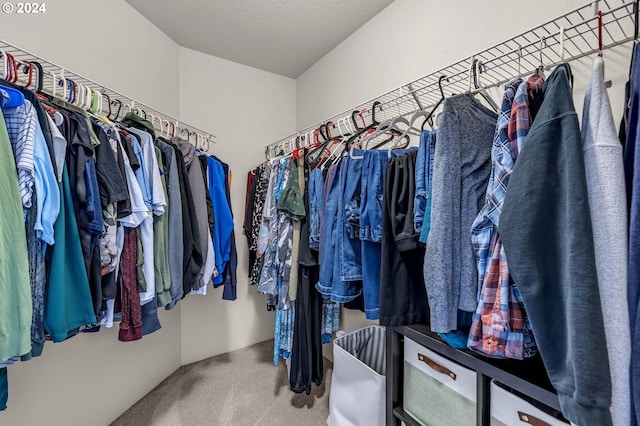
111;340;332;426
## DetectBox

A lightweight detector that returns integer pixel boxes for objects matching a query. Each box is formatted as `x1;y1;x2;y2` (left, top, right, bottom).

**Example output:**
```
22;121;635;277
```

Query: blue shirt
32;117;60;247
207;156;234;285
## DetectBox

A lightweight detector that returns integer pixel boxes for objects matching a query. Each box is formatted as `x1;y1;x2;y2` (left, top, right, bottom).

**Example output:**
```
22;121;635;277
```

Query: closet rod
0;38;216;152
266;0;637;159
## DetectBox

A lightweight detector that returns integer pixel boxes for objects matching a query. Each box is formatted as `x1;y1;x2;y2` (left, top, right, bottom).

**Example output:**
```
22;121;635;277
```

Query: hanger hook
112;99;122;121
30;61;43;92
597;10;603;57
102;93;112;117
48;70;57;97
371;101;382;125
559;27;565;62
438;75;448;99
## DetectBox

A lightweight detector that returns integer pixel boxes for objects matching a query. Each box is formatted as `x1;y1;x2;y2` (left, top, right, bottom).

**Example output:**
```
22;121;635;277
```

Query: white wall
0;1;183;425
178;47;296;365
296;0;631;128
295;0;634;349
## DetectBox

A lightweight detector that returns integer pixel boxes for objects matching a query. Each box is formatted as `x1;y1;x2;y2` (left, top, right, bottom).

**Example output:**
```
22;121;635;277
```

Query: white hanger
85;86;93;110
202;134;210;152
58;69;67;101
97;90;103;115
0;50;7;80
326;119;348;165
71;81;84;107
48;71;57;98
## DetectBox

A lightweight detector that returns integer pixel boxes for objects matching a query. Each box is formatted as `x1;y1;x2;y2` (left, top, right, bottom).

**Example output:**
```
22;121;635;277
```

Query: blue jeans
332;157;362;302
360;150;388;243
340;151;364;281
317;162;341;298
308;168;324;251
418;130;437;243
359;149;414;319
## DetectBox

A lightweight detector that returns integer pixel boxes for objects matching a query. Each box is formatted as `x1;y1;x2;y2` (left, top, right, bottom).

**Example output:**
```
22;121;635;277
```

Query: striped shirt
4;99;37;210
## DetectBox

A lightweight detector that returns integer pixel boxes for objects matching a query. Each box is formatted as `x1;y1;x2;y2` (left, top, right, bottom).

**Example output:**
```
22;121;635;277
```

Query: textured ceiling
126;0;395;78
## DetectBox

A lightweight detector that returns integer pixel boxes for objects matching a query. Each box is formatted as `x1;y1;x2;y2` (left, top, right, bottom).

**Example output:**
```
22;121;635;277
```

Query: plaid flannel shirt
468;76;540;359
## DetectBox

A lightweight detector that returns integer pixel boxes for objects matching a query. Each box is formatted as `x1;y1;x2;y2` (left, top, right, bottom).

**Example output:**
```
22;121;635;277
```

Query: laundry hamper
328;325;386;426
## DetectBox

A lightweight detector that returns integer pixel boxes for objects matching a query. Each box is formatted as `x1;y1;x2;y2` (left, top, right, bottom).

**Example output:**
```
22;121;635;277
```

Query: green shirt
0;108;32;361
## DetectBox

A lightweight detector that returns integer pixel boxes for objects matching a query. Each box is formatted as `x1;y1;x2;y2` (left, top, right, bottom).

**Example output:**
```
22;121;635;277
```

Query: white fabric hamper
328;326;386;426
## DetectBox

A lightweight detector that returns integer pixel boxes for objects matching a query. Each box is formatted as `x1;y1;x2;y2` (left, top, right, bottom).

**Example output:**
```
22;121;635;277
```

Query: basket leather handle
417;353;457;381
517;411;551;426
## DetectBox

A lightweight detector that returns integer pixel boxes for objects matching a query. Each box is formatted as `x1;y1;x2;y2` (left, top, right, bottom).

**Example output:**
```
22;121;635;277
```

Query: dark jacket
499;64;612;426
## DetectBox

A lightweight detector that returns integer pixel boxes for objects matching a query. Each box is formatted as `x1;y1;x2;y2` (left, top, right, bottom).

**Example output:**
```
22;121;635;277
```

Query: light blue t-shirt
33;117;60;247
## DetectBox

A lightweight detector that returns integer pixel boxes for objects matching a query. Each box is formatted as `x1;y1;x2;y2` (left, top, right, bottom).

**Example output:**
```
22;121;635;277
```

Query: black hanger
346;100;401;151
111;99;122;121
307;121;342;168
421;75;448;131
32;61;43;93
102;94;112;118
351;110;361;132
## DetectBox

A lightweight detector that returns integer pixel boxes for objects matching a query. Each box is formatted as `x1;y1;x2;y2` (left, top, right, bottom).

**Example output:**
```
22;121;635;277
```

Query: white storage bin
490;381;569;426
328;326;386;426
403;337;476;426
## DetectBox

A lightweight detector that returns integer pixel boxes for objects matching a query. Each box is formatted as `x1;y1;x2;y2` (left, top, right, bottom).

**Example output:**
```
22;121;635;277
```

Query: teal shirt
45;164;96;342
0;108;32;362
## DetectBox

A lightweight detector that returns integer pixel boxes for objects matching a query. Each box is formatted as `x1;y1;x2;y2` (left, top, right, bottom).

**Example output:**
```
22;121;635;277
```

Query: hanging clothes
582;56;631;426
155;139;185;309
0;104;32;363
424;93;497;333
289;158;323;395
416;130;436;243
249;163;271;286
173;136;208;290
219;159;238;300
500;64;612;426
624;41;640;426
45;163;97;342
127;126;166;305
152;146;172;307
169;139;203;299
207;156;234;287
379;149;428;327
360;149;404;321
466;77;537;360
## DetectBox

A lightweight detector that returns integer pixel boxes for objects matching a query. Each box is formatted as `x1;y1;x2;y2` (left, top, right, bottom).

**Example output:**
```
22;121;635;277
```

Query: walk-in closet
0;1;638;425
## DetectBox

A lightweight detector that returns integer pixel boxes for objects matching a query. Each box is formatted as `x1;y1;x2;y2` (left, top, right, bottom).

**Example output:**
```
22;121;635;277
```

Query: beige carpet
111;340;332;426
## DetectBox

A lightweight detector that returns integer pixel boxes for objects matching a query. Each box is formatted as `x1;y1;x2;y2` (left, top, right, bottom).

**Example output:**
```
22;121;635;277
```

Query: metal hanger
473;60;499;111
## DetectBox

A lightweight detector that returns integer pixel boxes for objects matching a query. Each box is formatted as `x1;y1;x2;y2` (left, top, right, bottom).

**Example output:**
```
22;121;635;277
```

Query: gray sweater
155;139;184;308
581;57;630;426
424;93;497;333
173;137;208;289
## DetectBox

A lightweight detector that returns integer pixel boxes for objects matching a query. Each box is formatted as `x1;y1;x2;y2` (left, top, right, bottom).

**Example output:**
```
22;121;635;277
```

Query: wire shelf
266;0;637;158
0;38;216;152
